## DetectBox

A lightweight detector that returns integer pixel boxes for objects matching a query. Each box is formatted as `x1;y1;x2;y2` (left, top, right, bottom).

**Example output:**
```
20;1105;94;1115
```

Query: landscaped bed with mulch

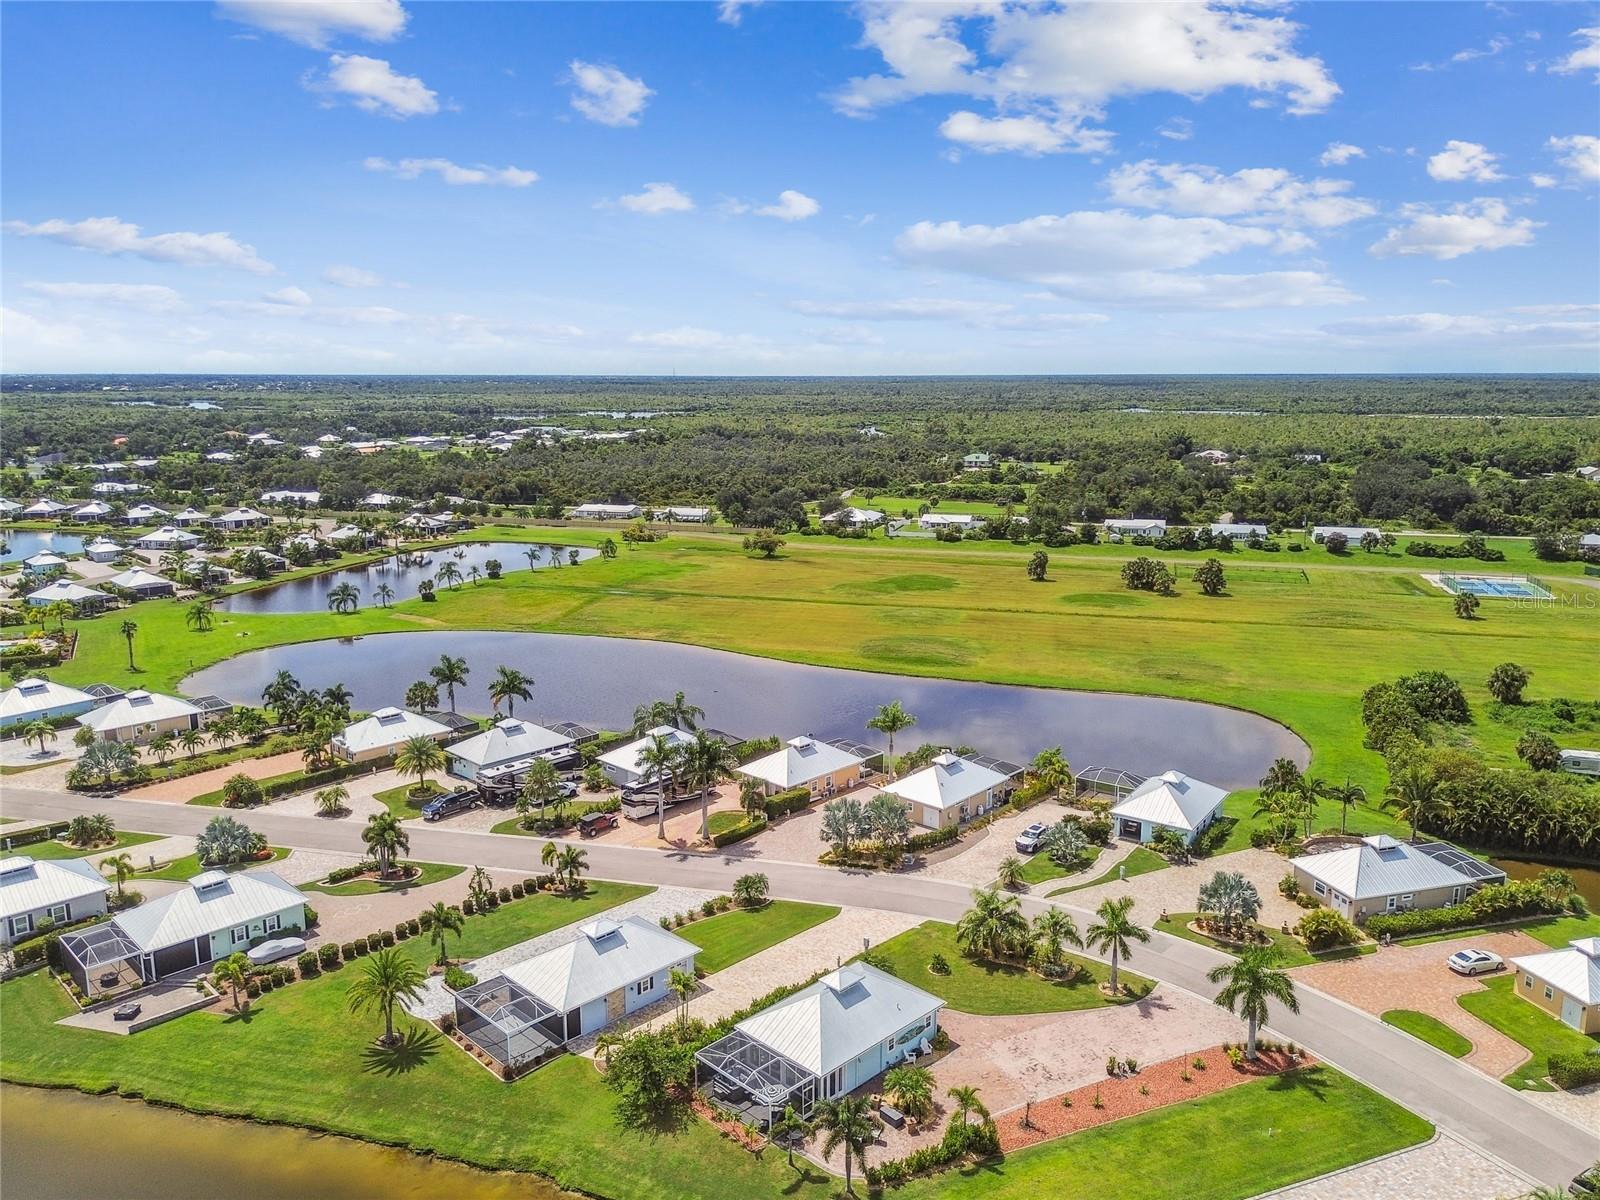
993;1044;1311;1153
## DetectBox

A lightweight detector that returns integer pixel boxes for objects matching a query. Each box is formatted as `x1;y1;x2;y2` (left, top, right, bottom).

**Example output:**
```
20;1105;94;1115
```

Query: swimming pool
1437;574;1553;599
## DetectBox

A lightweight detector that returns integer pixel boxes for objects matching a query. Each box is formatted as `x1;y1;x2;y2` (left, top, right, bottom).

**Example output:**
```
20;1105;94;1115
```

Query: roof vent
191;870;229;892
1364;834;1399;851
18;679;47;695
126;690;152;705
0;857;37;877
581;919;622;944
373;708;404;725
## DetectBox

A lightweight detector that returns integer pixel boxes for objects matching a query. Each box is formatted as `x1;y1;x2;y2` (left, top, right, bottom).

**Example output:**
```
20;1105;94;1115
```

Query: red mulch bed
691;1095;766;1153
994;1045;1311;1153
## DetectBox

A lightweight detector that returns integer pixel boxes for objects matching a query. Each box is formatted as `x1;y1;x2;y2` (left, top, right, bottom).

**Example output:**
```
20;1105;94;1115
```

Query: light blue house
1109;770;1227;846
0;677;98;731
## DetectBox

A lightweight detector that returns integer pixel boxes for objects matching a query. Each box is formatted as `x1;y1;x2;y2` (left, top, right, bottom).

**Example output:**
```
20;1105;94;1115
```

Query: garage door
152;938;201;978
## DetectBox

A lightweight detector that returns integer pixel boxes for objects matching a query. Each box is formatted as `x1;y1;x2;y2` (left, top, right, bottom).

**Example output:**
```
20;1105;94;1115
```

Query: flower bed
993;1044;1310;1153
690;1094;766;1153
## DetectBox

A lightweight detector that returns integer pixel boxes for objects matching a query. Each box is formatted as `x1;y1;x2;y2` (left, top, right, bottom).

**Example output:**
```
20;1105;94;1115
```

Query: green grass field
870;920;1152;1013
1154;913;1372;969
1457;974;1600;1090
1395;912;1600;948
675;901;840;973
7;831;161;861
136;846;290;883
300;861;464;896
1047;847;1170;897
1382;1010;1473;1057
1016;845;1100;887
372;779;445;820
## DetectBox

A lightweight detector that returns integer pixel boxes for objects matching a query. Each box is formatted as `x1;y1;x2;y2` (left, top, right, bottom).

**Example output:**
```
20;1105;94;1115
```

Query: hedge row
1549;1051;1600;1090
190;758;380;807
712;815;767;847
762;787;812;820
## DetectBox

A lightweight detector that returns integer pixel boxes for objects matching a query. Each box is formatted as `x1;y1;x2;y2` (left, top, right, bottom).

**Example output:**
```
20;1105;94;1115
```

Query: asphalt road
3;782;1592;1187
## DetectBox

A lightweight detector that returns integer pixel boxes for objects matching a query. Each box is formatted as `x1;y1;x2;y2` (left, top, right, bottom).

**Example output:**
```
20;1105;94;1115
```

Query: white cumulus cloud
363;156;538;186
1369;199;1539;260
322;264;389;288
1550;26;1600;79
216;0;407;48
24;281;184;312
263;286;312;306
1547;134;1600;183
4;216;274;273
614;182;694;214
1319;142;1365;166
754;190;820;221
316;53;438;118
1104;160;1376;228
717;0;762;26
1426;140;1504;182
568;61;652;127
938;110;1110;155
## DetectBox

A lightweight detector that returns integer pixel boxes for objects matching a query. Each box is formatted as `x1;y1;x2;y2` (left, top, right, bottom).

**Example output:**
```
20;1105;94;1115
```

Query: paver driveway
126;750;307;804
1066;847;1303;928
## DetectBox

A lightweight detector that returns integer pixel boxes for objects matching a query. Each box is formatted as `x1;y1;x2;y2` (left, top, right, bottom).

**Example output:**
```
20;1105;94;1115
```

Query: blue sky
2;0;1597;374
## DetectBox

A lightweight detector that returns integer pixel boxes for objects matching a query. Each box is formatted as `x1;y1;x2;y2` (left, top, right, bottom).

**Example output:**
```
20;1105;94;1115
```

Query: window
264;914;281;934
1451;887;1461;904
1312;880;1326;896
1545;986;1554;1000
8;914;31;937
1524;974;1533;988
1385;895;1397;912
231;925;249;945
47;904;69;925
637;975;655;995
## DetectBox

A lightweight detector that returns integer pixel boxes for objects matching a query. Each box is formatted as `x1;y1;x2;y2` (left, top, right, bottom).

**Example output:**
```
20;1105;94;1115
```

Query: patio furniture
98;971;120;989
879;1104;905;1128
113;1002;141;1022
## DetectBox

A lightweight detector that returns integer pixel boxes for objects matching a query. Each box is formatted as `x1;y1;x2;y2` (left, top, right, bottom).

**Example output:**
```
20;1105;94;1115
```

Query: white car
1014;823;1048;854
1446;948;1503;976
247;936;307;966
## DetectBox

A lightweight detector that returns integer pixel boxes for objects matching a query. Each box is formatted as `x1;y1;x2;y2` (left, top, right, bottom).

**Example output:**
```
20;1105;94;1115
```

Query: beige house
1510;938;1600;1034
881;753;1021;832
333;707;452;764
76;690;204;745
736;736;871;799
1289;835;1502;924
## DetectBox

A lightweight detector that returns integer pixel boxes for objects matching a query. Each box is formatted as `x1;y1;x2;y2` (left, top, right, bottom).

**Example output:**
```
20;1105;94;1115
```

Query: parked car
1014;823;1048;854
248;936;307;966
1446;948;1504;976
421;788;479;822
578;810;618;837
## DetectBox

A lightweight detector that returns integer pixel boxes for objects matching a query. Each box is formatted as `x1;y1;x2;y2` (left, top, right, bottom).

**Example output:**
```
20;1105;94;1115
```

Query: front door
1119;818;1141;840
1562;995;1584;1029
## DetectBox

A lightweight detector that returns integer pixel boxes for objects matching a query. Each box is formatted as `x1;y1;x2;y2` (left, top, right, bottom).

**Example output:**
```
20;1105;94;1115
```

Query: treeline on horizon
3;376;1598;534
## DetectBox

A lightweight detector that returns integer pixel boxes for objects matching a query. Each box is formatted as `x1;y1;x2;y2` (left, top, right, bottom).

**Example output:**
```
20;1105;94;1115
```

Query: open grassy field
136;846;290;883
8;830;161;861
675;900;840;973
1457;974;1600;1090
43;525;1600;834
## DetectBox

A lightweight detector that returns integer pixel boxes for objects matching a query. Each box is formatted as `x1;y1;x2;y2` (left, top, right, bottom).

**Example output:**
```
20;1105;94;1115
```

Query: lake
220;542;597;614
0;1084;574;1200
1;528;87;565
186;631;1306;787
1492;857;1600;909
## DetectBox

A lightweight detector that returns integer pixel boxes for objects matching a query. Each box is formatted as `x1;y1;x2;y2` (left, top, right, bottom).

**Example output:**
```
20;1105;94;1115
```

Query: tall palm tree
813;1096;878;1196
20;718;56;758
637;733;684;840
945;1084;990;1126
882;1064;935;1122
556;844;588;891
867;701;916;779
429;654;469;712
665;690;704;731
1294;773;1329;838
631;698;673;735
374;582;395;609
540;840;559;874
118;619;138;670
101;852;136;897
667;966;696;1032
488;665;533;717
362;811;411;876
768;1105;812;1169
261;670;302;724
687;730;738;841
423;901;465;966
955;888;1029;961
1085;895;1150;995
148;733;176;766
346;947;427;1046
523;546;542;571
1383;761;1441;842
1328;778;1367;835
42;600;74;635
395;734;444;796
327;581;361;614
178;728;206;759
518;758;563;821
213;952;250;1011
435;562;463;591
1207;945;1299;1060
185;601;215;633
1030;907;1083;975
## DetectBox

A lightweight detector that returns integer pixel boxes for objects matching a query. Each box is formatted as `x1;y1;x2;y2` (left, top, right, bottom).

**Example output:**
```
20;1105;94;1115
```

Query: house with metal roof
1109;770;1227;846
131;525;201;551
917;512;984;532
59;869;307;997
77;689;203;745
21;551;70;574
695;962;942;1125
71;500;116;523
170;507;213;526
333;707;452;763
212;507;271;530
569;502;644;520
21;498;71;517
881;752;1021;831
1311;525;1381;545
1104;518;1168;539
1209;521;1270;540
652;506;712;522
0;856;109;945
820;506;885;528
104;568;177;600
446;716;577;785
737;736;869;799
1558;748;1600;779
24;580;111;612
1510;938;1600;1034
84;537;125;563
121;503;170;526
0;676;98;730
1290;835;1504;923
598;724;697;788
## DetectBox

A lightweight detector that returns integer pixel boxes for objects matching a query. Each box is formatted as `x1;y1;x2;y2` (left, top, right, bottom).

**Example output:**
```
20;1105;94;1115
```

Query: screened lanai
695;1028;817;1127
58;923;143;999
1075;765;1147;801
453;974;566;1072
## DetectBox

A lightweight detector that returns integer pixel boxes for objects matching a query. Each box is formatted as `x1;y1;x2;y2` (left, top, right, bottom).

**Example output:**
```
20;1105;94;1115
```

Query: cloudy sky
2;0;1597;374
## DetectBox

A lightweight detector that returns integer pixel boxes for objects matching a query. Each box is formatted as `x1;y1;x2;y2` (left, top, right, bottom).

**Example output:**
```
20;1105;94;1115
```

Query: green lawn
1382;1010;1473;1057
301;861;465;896
1154;913;1372;969
892;1067;1432;1200
1016;845;1100;887
372;779;445;820
870;921;1153;1014
1046;847;1169;897
7;831;161;861
1457;974;1600;1090
136;846;291;883
675;901;839;974
1396;912;1600;948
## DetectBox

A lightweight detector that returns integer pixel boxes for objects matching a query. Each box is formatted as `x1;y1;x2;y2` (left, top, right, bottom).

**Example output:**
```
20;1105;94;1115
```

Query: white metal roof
22;498;70;513
1312;525;1380;540
738;736;865;790
1511;939;1600;1005
500;916;697;1011
73;501;114;517
0;856;108;920
22;552;68;568
112;869;307;953
124;503;169;520
0;677;96;721
570;502;642;517
447;718;573;768
78;690;202;733
24;581;106;605
823;506;884;524
919;513;981;527
1292;835;1478;900
1210;522;1269;538
135;525;200;546
734;962;942;1077
598;725;696;779
84;538;124;553
1110;770;1227;833
106;568;174;592
215;507;268;523
1105;518;1167;532
336;707;451;755
880;753;1011;812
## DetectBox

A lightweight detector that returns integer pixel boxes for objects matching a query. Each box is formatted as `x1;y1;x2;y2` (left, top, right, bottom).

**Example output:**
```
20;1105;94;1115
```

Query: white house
21;499;71;516
259;490;320;506
91;481;145;496
446;717;575;783
170;507;212;526
84;538;125;563
212;507;270;530
822;506;885;528
1579;533;1600;551
599;725;697;788
362;492;408;508
77;690;204;745
104;568;177;600
0;857;109;946
1209;522;1270;540
70;501;115;523
121;503;170;526
1312;525;1381;545
917;512;982;532
0;677;98;730
132;525;201;551
205;452;237;463
695;962;942;1122
327;523;375;547
333;707;452;764
1104;518;1168;539
1109;770;1227;846
882;752;1020;831
21;551;70;574
737;736;869;799
0;498;21;515
1574;466;1600;483
24;581;110;612
653;506;712;522
1290;835;1502;923
962;452;993;471
569;502;643;520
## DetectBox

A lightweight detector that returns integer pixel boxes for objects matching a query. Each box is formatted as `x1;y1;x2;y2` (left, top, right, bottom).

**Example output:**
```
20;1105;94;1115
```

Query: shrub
406;918;420;936
318;942;341;968
443;965;477;991
521;877;538;893
380;930;395;948
340;941;358;960
394;922;410;940
1278;874;1299;898
1364;879;1559;939
1549;1051;1600;1090
245;980;262;999
762;787;812;820
711;815;766;847
1295;908;1360;950
220;773;264;809
928;952;950;975
365;933;383;953
498;886;512;903
510;882;525;899
907;825;960;853
462;897;476;916
296;950;319;977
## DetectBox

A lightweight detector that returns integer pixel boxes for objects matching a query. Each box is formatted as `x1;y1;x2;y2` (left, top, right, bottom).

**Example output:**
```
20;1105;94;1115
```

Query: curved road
2;783;1590;1188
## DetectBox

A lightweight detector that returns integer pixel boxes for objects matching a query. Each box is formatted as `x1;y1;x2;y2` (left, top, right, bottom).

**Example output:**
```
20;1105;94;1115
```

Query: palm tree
119;619;138;670
1030;907;1083;975
362;811;411;876
315;785;349;816
178;728;206;759
637;733;684;840
208;714;236;750
185;601;215;633
600;537;618;560
1207;945;1299;1060
881;1063;935;1122
1294;773;1329;838
213;951;251;1011
1383;761;1441;841
21;718;56;758
540;840;559;874
556;844;588;891
956;888;1029;961
687;730;738;841
631;698;673;734
667;966;696;1032
423;901;465;966
374;582;394;608
435;562;463;591
466;565;482;587
101;852;136;897
867;701;916;779
346;947;427;1046
261;670;302;724
395;734;444;796
946;1084;990;1126
1086;896;1150;995
43;599;74;634
1328;778;1367;835
430;654;469;712
327;581;360;614
665;690;705;731
148;733;176;766
523;546;542;571
517;758;564;822
488;665;533;717
768;1105;812;1169
996;855;1025;891
813;1096;878;1195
